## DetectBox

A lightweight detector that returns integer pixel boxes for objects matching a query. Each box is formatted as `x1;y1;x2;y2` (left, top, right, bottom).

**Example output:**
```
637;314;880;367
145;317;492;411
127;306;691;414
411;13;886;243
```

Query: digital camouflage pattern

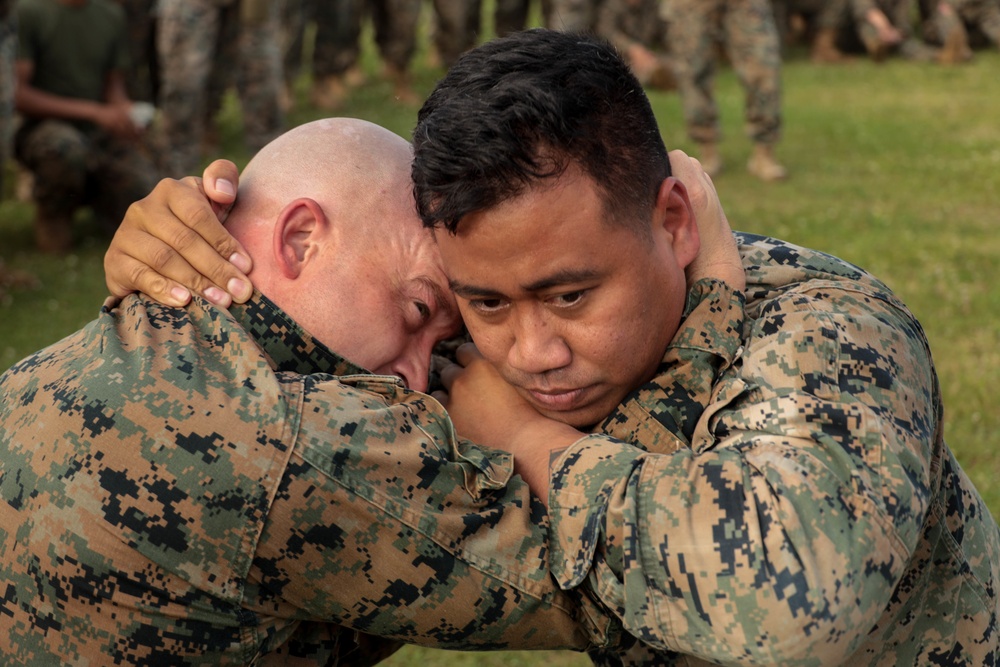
1;234;997;665
919;0;1000;48
156;0;284;177
546;0;601;31
13;0;157;227
369;0;422;72
14;118;158;225
309;0;364;81
0;290;598;664
660;0;783;145
558;233;1000;665
430;0;480;69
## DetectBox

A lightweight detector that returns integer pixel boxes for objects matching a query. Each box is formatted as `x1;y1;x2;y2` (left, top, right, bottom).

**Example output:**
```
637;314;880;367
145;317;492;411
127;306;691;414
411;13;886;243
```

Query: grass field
1;30;998;667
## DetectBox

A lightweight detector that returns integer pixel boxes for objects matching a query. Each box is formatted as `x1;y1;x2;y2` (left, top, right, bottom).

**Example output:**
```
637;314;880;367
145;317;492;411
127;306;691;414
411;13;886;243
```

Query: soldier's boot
811;28;849;64
343;65;367;88
386;64;419;105
859;23;890;62
747;143;788;182
938;11;972;64
647;56;677;91
34;210;74;255
310;75;349;111
280;82;296;113
698;142;722;178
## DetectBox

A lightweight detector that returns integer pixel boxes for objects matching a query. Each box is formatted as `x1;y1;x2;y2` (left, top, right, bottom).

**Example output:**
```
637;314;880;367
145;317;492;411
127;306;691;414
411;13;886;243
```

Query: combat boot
310;75;348;111
747;144;788;182
859;24;891;62
698;142;722;178
938;11;972;64
385;64;419;105
34;210;74;255
811;28;849;64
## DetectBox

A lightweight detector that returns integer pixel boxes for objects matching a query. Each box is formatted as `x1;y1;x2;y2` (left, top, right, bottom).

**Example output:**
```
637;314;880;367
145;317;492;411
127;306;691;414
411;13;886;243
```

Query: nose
392;335;435;393
507;309;571;375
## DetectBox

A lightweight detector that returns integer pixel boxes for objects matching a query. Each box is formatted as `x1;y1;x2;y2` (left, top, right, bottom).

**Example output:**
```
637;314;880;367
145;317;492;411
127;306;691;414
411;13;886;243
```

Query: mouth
522;385;594;412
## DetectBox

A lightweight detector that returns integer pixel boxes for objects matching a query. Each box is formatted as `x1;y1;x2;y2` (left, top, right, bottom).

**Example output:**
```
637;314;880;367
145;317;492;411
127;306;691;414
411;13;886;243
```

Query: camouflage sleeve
849;0;880;22
258;372;614;651
547;278;939;665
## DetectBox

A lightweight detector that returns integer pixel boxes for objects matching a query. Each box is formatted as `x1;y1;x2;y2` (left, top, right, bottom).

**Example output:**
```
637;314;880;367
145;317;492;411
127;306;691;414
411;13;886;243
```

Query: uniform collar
228;290;368;377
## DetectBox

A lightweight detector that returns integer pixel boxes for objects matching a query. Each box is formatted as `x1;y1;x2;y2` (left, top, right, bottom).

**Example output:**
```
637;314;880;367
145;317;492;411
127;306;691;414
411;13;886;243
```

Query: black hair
412;28;671;236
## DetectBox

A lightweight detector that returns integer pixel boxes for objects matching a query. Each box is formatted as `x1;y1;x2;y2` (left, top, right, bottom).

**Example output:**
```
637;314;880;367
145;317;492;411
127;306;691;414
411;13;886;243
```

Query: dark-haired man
106;29;998;666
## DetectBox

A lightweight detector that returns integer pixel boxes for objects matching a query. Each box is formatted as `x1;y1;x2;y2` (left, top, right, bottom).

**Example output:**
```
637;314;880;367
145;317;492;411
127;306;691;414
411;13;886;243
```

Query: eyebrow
450;268;601;298
418;276;459;320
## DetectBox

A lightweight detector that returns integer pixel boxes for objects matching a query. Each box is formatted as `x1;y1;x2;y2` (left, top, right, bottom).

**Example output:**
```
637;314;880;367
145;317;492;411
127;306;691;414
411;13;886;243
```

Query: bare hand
93;103;139;140
436;343;584;503
104;160;252;307
668;149;745;293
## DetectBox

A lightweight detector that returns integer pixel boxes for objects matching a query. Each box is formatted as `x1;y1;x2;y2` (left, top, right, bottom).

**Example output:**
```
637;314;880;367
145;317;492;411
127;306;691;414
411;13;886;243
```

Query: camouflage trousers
157;0;285;177
432;0;481;68
13;119;158;226
370;0;422;70
546;0;600;31
923;0;1000;47
284;0;367;83
0;8;15;199
662;0;783;145
118;0;159;103
495;0;542;36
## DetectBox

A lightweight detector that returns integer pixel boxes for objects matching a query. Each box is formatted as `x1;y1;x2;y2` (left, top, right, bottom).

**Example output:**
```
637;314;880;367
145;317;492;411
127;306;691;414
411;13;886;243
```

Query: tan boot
811;28;849;64
698;142;722;178
938;10;971;64
386;64;419;105
310;75;348;111
34;211;74;255
747;144;788;182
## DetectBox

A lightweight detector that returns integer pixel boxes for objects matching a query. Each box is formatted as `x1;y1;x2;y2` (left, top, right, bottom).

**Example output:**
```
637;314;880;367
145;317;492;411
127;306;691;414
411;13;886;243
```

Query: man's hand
668;149;745;293
435;343;584;505
104;160;253;307
92;102;140;141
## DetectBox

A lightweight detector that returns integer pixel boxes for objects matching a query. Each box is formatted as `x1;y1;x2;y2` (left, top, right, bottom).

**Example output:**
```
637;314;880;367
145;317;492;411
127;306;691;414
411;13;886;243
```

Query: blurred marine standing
157;0;284;177
661;0;788;181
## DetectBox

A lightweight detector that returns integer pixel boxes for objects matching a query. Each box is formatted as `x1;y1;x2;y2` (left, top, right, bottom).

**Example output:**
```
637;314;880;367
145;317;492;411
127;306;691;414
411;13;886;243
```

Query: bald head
229;118;414;241
221;118;460;392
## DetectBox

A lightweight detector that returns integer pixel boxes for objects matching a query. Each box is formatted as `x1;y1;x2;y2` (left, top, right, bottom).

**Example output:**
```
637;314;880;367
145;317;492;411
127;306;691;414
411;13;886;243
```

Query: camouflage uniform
661;0;783;147
919;0;1000;48
284;0;365;84
845;0;937;59
157;0;284;178
4;233;998;664
369;0;421;75
595;0;675;89
570;233;1000;665
771;0;851;46
0;291;597;664
0;0;15;200
546;0;600;31
431;0;481;68
116;0;159;103
496;0;545;36
13;0;158;239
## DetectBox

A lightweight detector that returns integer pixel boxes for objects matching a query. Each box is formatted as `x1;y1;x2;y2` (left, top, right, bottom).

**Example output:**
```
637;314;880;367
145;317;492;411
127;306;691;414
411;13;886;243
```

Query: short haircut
412;28;671;237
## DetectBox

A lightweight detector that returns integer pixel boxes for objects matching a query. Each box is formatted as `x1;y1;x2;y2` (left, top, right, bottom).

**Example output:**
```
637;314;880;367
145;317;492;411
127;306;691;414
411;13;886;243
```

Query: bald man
0;118;595;664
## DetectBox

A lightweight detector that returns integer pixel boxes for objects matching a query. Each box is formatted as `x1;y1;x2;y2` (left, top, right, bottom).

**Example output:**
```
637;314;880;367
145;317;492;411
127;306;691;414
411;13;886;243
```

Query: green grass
1;34;998;667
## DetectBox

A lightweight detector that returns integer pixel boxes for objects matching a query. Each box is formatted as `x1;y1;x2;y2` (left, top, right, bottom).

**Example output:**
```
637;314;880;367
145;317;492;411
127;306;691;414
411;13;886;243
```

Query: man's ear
653;176;700;269
272;198;330;280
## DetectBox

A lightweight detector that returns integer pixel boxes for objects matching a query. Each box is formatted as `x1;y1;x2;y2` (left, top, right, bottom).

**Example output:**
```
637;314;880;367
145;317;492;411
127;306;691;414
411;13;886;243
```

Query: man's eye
414;301;431;322
470;297;505;313
552;290;586;307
